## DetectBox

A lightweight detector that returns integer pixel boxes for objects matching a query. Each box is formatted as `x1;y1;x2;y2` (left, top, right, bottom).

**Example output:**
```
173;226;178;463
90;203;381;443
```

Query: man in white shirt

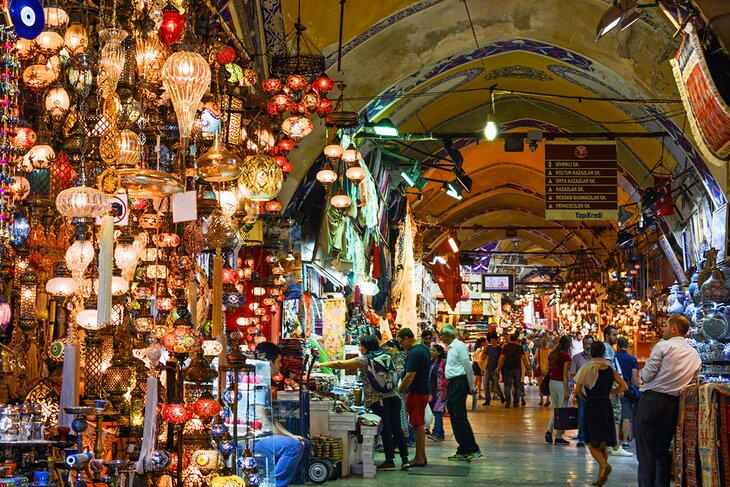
439;325;481;462
636;315;700;487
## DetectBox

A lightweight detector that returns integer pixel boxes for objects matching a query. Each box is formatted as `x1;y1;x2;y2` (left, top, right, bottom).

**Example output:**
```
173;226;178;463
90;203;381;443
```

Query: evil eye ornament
9;0;45;40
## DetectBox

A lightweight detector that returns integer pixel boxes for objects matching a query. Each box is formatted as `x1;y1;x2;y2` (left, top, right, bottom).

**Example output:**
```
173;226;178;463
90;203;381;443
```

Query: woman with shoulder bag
545;336;572;445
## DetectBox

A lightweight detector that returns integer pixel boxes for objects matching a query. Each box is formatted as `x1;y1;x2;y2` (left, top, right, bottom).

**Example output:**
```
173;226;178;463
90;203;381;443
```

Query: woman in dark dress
574;341;628;486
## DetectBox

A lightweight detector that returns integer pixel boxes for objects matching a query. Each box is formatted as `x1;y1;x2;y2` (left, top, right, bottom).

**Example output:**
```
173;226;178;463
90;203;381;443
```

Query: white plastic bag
424;403;433;427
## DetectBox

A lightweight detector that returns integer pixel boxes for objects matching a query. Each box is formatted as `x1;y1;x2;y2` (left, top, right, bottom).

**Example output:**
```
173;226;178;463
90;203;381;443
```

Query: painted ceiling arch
265;0;725;268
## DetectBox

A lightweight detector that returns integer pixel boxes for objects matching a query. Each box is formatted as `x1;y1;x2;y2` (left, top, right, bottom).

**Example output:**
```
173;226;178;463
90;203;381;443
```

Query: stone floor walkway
336;385;639;486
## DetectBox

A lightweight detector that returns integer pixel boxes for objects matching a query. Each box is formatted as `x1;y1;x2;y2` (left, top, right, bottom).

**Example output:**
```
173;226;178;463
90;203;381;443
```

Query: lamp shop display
0;0;331;485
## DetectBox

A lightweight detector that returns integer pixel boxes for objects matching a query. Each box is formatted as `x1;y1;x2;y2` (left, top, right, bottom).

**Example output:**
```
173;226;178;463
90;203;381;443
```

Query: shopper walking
636;315;701;487
615;336;639;448
545;335;572;445
482;332;505;405
573;341;628;486
570;335;594;447
535;336;552;406
318;335;410;471
495;333;531;408
397;328;432;467
602;326;632;458
471;337;486;400
439;325;481;462
427;344;447;441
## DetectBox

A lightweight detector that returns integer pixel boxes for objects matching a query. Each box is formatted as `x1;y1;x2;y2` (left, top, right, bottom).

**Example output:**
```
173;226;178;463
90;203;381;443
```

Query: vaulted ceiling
262;0;728;271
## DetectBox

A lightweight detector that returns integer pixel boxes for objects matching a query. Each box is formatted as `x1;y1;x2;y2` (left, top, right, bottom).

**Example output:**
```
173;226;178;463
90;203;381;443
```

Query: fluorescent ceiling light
364;118;399;137
401;164;427;190
620;10;641;30
443;181;463;200
596;5;623;39
447;237;459;253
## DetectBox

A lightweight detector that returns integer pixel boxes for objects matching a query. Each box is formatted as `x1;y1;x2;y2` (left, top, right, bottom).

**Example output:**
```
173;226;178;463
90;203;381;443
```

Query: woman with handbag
574;341;628;486
428;345;448;441
545;336;572;444
535;337;551;406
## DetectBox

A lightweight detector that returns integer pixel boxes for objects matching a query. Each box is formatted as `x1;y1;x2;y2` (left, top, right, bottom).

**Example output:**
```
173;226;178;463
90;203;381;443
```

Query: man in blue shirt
482;332;504;405
615;337;639;448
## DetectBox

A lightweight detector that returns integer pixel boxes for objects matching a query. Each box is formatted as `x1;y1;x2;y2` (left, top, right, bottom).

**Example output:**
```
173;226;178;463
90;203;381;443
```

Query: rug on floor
408;465;470;477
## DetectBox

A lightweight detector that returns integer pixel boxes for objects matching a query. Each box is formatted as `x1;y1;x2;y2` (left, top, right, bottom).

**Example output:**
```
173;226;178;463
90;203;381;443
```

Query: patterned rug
676;385;700;487
717;390;730;486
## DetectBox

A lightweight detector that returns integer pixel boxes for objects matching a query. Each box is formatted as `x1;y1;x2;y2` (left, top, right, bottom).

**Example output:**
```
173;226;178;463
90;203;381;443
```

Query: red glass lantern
162;403;191;424
261;78;282;94
12;127;37;149
191;392;222;419
281;161;293;174
266;102;279;115
285;74;308;92
243;69;258;86
158;5;186;46
300;92;320;113
245;259;255;268
265;199;282;213
216;46;236;65
317;99;334;116
272;93;290;113
222;268;239;285
273;156;287;168
277;138;294;153
240;268;253;280
312;76;335;94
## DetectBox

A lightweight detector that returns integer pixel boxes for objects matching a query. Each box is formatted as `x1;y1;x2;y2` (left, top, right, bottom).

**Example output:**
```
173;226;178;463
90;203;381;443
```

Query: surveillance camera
529;141;538;152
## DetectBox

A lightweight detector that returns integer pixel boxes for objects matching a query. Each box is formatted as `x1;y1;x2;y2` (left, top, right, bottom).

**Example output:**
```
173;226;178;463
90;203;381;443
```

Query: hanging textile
393;205;417;331
428;237;463;310
698;383;720;487
321;297;346;360
670;23;730;166
675;384;700;487
718;391;730;485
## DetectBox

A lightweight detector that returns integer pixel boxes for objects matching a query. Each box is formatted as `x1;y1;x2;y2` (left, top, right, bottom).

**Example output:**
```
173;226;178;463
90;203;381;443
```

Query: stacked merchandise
357;423;379;478
279;338;308;376
312;435;344;462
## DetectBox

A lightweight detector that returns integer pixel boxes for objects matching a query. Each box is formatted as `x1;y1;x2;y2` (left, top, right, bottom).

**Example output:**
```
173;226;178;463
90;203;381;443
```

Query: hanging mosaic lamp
162;51;211;146
238;155;283;202
196;132;244;182
97;28;129;99
159;4;186;46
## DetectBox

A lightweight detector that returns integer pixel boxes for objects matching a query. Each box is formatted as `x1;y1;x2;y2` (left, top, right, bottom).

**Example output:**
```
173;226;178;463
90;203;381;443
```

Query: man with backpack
397;328;432;468
318;335;410;471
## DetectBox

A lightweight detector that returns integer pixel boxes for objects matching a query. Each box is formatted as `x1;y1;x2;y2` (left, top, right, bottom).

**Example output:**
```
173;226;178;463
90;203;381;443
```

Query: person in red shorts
397;328;432;467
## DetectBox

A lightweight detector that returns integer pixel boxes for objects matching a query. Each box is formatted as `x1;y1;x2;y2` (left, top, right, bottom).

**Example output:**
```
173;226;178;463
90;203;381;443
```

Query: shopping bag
424;403;433;426
554;407;579;430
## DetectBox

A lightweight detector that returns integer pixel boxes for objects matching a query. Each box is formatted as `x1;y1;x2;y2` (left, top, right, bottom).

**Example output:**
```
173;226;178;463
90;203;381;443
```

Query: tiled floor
336;385;639;486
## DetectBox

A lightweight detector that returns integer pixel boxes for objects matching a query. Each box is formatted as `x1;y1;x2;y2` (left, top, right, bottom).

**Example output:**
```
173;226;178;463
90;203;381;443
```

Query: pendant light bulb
484;118;497;141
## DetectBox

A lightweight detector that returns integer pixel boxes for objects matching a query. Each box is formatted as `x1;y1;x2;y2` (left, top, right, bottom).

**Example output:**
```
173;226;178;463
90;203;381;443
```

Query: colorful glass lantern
117;129;141;166
285;74;308;92
317;98;334;116
202;340;223;358
346;164;367;183
56;186;110;218
45;85;70;122
136;33;168;84
156;233;181;248
12;127;36;149
216;432;236;455
323;144;343;161
158;4;186;46
211;416;227;438
280;116;313;143
272;93;290;113
312;76;335;94
265;199;282;213
261;77;282;94
161;403;191;424
300;92;320;113
222;292;244;307
316;161;337;187
341;148;361;165
148;449;172;470
191;391;221;419
65;239;94;279
25;144;55;169
277;138;294;153
161;325;203;354
139;213;163;229
64;22;88;56
191;450;221;474
330;189;352;209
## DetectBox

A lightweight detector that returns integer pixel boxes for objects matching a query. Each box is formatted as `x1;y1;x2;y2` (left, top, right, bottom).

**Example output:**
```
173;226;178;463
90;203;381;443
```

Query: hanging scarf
394;205;417;331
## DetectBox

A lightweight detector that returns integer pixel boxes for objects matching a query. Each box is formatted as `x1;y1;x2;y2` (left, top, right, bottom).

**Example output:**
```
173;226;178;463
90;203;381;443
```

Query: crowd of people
308;314;701;487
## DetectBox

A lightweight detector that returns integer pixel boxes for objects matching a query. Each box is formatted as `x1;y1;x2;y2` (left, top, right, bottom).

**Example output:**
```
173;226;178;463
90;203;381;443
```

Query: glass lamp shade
222;292;244;307
104;362;133;395
45;86;70;121
316;162;337;186
35;30;64;56
242;128;276;153
261;77;282;94
218;190;240;218
278;138;295;153
272;93;290;113
65;240;94;279
93;276;129;296
190;450;221;474
346;165;367;183
44;7;69;28
286;74;308;92
159;5;186;46
23;64;57;90
19;277;37;319
341;149;361;165
114;243;141;281
196;133;244;182
156;297;174;312
0;300;11;328
136;34;168;85
202;340;223;357
217;432;236;455
162;325;203;354
161;403;191;424
155;233;180;248
12;127;36;149
146;265;168;279
323;144;343;160
264;199;282;213
191;392;221;419
76;309;103;330
280;116;313;143
330;189;352;209
252;287;266;297
64;22;88;56
118;130;141;166
10;176;30;201
238;155;283;202
300;92;320;113
161;51;211;145
16;38;34;60
139;213;163;229
312;76;335;94
25;144;55;169
240;268;253;280
97;28;129;99
46;276;80;297
56;186;110;218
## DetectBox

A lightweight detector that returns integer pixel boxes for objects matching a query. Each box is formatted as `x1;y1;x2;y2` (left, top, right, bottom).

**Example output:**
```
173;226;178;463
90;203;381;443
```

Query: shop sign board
545;141;618;220
481;273;515;293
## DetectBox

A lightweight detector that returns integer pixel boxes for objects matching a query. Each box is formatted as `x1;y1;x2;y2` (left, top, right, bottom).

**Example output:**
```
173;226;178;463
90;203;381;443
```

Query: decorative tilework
485;65;552;81
261;0;286;57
